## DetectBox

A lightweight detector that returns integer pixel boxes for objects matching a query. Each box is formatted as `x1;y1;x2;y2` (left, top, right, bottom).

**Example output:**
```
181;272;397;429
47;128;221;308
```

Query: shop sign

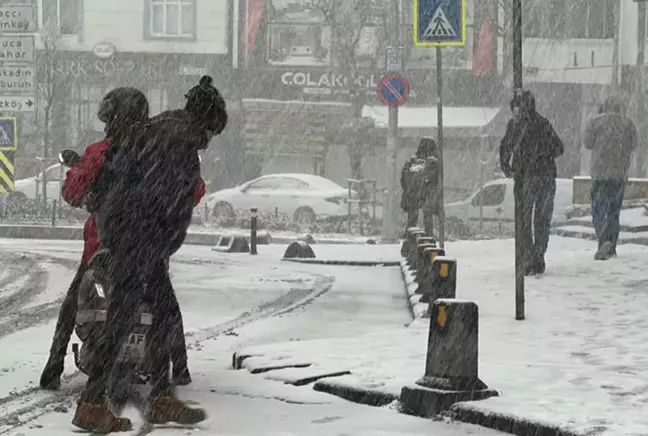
280;71;379;95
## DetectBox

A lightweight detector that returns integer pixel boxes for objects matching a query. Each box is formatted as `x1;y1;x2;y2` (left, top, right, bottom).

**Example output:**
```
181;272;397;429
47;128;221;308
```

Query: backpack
101;111;206;241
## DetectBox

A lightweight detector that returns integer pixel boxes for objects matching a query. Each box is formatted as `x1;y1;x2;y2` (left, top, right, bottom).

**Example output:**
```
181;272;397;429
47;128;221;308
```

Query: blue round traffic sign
377;74;410;107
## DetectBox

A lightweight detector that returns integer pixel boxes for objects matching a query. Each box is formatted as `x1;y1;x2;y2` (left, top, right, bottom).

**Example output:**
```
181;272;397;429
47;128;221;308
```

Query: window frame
57;0;83;36
144;0;197;41
246;177;278;191
273;177;310;190
471;184;506;207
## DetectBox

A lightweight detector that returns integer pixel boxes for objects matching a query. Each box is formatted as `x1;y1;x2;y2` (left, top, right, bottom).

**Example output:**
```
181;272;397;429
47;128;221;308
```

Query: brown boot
146;388;207;425
72;400;133;433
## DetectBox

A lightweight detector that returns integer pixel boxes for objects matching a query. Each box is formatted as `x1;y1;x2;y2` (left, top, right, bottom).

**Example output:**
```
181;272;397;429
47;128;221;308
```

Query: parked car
12;163;65;201
204;173;358;222
444;178;574;231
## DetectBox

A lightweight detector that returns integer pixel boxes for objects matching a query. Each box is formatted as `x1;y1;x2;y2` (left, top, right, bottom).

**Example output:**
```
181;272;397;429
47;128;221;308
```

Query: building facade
14;0;234;177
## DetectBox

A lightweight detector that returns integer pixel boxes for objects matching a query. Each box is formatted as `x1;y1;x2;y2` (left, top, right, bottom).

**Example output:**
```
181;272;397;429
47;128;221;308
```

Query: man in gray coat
584;96;638;260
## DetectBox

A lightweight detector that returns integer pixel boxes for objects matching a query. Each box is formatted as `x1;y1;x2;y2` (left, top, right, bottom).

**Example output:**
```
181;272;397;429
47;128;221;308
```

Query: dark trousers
591;180;625;250
82;257;176;403
405;207;435;236
514;176;556;264
47;264;87;361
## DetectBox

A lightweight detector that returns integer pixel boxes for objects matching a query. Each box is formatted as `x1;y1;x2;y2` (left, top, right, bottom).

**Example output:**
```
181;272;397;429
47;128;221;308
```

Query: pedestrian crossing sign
414;0;466;47
0;117;17;151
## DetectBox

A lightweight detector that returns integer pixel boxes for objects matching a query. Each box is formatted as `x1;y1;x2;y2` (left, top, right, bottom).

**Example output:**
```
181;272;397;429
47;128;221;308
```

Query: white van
444;178;574;229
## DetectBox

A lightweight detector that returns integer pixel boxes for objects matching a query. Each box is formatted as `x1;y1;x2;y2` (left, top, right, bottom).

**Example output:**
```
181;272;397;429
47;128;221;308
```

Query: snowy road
0;239;504;435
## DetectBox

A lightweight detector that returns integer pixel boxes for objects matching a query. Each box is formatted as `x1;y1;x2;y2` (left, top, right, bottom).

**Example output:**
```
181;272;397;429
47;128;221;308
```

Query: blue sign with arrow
413;0;466;47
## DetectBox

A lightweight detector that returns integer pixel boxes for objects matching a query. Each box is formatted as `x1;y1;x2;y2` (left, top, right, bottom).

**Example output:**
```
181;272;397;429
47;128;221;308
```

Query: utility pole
512;0;524;320
382;0;401;242
611;0;621;90
635;0;647;177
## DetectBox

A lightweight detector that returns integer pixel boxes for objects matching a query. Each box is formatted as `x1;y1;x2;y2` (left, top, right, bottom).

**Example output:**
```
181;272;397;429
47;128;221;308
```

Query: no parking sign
377;74;409;107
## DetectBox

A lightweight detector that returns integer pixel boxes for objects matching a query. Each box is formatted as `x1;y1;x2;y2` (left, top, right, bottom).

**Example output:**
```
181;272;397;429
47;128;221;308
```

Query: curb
282;259;400;267
553;227;648;246
313;379;398;407
449;404;586;436
398;255;585;436
0;225;373;246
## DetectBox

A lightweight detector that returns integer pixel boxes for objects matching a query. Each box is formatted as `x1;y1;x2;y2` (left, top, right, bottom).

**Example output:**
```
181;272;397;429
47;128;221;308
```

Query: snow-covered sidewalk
234;237;648;436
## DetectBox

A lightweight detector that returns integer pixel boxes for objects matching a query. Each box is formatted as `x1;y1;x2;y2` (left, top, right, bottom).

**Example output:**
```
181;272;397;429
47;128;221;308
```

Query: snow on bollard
400;299;498;418
414;242;436;273
283;240;315;259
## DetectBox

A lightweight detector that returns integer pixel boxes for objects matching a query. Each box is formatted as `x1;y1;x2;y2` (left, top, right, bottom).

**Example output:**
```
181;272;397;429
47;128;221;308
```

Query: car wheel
212;202;235;219
293;206;316;224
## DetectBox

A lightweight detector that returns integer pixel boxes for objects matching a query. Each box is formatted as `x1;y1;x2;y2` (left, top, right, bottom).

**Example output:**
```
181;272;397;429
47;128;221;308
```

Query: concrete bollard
419;256;457;307
402;227;423;256
212;235;250;253
406;230;426;264
415;247;445;283
414;242;437;272
400;299;498;418
283;240;315;259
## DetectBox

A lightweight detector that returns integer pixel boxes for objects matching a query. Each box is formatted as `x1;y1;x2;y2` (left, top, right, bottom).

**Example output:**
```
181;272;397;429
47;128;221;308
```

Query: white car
12;163;65;202
444;178;574;230
205;173;355;222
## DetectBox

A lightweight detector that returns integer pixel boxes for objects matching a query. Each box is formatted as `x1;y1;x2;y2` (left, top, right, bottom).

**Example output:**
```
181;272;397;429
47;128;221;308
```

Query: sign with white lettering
0;65;34;92
179;65;208;76
0;36;34;62
0;95;35;112
0;5;37;32
280;71;379;95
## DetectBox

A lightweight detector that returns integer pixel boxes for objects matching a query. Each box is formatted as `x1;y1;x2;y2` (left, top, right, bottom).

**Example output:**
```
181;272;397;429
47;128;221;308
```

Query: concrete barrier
400;299;498;418
573;176;648;204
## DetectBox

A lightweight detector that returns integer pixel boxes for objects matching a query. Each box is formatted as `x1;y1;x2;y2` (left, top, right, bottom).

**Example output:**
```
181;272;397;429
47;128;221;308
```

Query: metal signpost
0;4;36;197
512;0;524;320
378;73;409;241
413;0;466;249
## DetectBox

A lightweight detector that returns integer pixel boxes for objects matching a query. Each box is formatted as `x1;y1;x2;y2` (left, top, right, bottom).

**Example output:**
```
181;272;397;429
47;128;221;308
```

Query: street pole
611;0;621;90
636;0;647;177
436;46;445;248
512;0;524;320
382;0;400;242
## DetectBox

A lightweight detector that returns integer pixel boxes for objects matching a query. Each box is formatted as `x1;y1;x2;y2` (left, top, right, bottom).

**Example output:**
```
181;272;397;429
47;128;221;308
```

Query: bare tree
315;0;386;193
35;21;63;208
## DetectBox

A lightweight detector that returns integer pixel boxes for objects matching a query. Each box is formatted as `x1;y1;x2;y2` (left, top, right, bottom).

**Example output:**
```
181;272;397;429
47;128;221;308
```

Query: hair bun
199;75;213;87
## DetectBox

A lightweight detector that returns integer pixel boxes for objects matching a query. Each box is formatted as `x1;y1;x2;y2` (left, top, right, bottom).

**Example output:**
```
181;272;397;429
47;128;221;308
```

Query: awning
362;105;502;138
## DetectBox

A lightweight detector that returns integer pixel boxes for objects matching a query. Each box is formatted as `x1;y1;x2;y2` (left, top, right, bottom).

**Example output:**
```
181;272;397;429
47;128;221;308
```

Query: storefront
33;46;234;153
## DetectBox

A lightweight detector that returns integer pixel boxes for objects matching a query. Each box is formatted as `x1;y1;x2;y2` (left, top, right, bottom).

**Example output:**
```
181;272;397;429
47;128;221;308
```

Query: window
274;178;309;190
524;0;615;39
247;178;277;190
149;0;195;38
58;0;82;35
471;184;506;207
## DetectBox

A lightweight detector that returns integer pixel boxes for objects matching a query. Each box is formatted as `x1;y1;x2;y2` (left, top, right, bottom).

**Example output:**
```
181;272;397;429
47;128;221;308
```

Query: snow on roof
362;105;500;129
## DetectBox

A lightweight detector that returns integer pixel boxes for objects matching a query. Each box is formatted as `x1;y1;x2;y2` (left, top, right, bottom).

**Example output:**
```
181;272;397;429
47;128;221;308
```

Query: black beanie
184;75;228;135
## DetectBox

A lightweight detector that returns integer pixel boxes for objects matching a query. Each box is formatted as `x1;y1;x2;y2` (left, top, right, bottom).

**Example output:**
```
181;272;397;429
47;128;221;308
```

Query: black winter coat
499;112;564;178
400;156;441;212
98;110;209;267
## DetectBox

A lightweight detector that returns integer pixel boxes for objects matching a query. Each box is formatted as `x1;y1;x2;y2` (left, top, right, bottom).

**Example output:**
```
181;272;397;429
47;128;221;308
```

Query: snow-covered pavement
234;237;648;436
0;239;501;435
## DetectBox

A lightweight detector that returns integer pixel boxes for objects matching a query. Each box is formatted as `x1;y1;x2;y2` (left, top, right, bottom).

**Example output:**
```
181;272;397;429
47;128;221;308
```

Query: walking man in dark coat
500;90;564;275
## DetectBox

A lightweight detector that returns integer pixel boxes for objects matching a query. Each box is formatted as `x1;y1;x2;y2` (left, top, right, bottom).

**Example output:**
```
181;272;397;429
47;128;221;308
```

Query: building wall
35;0;230;55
